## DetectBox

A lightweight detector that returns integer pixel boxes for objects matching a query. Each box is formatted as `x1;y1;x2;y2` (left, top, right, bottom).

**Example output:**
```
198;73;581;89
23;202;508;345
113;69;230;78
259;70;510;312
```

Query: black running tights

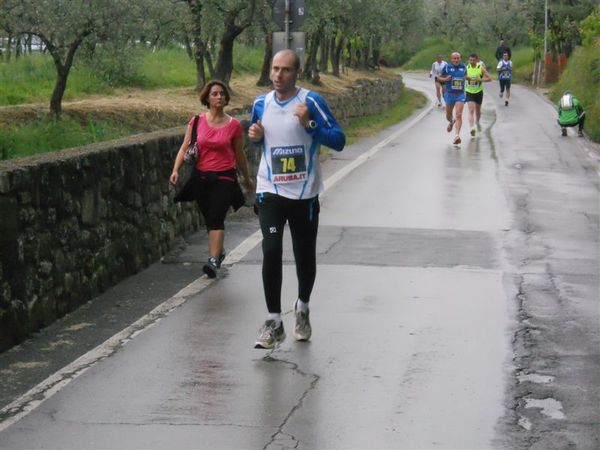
257;193;320;313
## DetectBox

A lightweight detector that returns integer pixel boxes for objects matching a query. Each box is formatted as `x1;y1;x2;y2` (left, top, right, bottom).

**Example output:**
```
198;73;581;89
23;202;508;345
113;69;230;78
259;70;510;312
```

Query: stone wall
0;75;404;351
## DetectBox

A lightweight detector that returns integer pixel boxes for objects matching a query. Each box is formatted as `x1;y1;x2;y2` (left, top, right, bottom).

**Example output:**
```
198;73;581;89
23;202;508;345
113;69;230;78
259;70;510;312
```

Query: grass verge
2;86;427;160
0;44;267;106
343;88;427;145
0;117;143;160
550;45;600;143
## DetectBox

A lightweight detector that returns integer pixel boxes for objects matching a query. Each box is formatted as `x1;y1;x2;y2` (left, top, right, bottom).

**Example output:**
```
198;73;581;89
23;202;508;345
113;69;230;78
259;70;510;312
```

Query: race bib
271;145;307;184
467;78;480;88
451;77;464;90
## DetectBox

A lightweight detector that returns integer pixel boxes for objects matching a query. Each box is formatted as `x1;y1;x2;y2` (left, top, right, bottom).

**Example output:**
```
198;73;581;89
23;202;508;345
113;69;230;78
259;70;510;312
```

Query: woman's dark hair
199;80;230;107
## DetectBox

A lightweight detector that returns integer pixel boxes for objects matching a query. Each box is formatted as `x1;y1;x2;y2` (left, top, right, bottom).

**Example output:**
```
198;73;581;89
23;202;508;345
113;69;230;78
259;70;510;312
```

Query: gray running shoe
254;320;285;349
294;302;312;341
203;256;219;278
217;250;226;267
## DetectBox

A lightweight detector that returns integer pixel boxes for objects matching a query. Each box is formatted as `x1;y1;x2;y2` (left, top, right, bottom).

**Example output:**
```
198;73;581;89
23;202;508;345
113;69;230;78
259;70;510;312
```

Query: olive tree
5;0;133;117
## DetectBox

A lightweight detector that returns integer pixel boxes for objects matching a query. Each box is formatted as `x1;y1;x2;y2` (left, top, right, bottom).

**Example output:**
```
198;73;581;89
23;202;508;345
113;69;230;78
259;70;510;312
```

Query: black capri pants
257;192;320;314
196;170;238;231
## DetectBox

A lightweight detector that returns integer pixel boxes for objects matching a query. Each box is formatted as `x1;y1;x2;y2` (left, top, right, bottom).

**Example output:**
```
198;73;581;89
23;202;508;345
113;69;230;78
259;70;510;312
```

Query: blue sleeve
251;95;265;124
440;65;448;76
305;92;346;152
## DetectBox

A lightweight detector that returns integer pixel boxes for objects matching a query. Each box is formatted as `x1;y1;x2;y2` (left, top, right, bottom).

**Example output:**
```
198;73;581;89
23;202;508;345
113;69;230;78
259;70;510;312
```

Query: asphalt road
0;73;598;449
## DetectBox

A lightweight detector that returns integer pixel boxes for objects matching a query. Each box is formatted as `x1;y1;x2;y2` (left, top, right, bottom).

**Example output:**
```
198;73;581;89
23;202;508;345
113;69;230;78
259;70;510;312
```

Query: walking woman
170;80;254;278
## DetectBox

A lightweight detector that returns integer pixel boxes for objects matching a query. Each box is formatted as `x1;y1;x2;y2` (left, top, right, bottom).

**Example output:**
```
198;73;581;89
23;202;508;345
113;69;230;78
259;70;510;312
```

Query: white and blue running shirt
431;60;448;78
251;88;345;200
497;60;513;80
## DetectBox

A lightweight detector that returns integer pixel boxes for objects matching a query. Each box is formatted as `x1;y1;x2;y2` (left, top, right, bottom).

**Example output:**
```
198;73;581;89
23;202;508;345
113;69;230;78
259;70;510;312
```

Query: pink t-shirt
188;114;243;172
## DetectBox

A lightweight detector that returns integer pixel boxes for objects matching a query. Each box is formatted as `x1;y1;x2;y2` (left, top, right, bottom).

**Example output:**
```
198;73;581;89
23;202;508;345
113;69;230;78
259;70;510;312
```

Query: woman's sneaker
294;304;312;341
202;256;219;278
254;320;285;349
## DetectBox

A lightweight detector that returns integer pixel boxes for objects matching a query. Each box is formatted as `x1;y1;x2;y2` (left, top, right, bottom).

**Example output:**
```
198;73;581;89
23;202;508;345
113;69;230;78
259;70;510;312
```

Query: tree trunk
256;31;273;86
41;31;90;118
212;1;257;85
361;46;369;70
305;29;322;83
319;33;329;73
187;0;206;90
50;65;68;118
6;33;12;61
331;34;345;77
205;40;215;79
183;34;193;59
213;29;237;85
193;37;206;90
15;35;22;59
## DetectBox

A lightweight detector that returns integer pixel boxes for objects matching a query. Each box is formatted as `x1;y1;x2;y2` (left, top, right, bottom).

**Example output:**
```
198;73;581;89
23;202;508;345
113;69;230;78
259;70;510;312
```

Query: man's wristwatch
306;120;317;130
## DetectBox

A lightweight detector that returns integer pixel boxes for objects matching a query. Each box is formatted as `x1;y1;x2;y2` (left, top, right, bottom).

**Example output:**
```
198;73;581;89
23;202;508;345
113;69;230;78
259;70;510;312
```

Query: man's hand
294;103;310;128
248;120;264;142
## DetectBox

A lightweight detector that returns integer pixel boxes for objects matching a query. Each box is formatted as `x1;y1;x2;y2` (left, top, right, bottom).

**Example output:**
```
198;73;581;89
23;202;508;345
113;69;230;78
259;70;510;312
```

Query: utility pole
544;0;548;55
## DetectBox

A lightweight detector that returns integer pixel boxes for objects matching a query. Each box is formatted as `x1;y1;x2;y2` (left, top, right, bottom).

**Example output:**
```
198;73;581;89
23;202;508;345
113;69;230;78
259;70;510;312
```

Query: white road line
0;84;434;433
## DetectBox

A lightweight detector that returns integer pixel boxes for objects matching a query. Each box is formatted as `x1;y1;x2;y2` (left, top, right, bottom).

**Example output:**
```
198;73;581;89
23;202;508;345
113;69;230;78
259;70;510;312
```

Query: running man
248;49;346;349
497;52;512;106
438;52;467;145
465;53;492;136
430;54;448;107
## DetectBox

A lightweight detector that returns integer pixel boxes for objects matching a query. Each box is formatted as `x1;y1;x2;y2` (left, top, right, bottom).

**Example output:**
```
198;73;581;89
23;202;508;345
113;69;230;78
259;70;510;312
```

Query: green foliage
0;55;110;106
345;89;427;145
135;47;197;88
551;45;600;143
83;43;144;87
231;44;264;74
580;6;600;47
0;117;133;160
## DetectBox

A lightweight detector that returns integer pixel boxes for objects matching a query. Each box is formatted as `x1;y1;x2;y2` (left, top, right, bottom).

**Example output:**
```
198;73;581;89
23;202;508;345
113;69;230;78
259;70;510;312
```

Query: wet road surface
0;73;598;449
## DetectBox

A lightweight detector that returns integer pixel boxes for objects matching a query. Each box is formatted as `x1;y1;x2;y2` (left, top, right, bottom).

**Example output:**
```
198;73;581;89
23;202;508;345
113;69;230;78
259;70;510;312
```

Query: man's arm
305;92;346;152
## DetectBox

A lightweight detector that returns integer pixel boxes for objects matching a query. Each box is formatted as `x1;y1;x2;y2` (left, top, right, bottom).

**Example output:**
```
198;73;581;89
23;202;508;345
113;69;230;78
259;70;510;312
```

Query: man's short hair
469;53;478;59
273;49;301;71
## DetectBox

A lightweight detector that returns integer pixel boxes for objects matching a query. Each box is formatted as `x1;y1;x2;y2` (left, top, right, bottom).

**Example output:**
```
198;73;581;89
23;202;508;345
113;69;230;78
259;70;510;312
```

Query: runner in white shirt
249;49;345;349
430;54;448;107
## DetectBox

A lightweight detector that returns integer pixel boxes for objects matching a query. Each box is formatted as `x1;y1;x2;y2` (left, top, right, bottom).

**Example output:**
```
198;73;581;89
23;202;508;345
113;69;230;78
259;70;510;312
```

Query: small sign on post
272;0;306;67
272;32;306;68
272;0;306;31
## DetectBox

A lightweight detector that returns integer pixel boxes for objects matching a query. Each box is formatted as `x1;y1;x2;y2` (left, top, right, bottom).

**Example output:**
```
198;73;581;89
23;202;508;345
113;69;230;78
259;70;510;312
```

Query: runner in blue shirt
438;52;467;145
496;52;512;106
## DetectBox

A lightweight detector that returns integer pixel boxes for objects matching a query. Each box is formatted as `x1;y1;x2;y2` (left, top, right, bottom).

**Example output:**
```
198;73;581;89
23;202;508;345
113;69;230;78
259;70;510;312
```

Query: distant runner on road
248;49;346;350
557;90;586;137
438;52;467;145
465;53;492;137
497;52;512;106
430;54;448;107
495;39;511;61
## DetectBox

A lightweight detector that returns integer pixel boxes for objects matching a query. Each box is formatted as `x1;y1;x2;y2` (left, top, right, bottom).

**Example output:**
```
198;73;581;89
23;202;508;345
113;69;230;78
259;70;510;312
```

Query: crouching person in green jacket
558;90;585;137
